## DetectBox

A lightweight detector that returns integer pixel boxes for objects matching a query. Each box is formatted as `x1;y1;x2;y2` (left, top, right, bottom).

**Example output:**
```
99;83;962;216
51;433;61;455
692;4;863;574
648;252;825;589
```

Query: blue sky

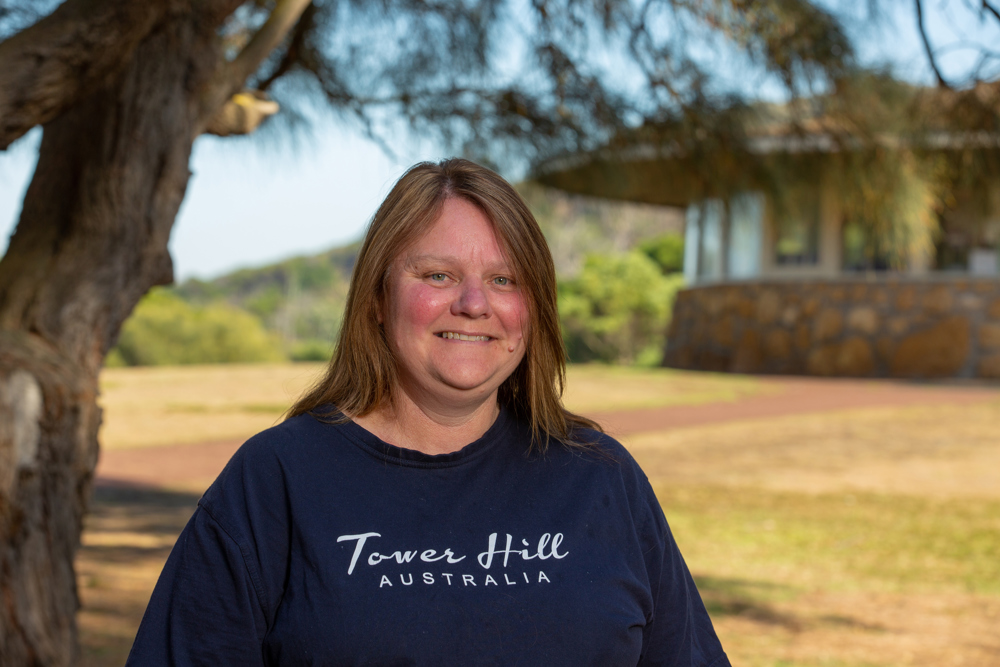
1;1;997;282
0;124;422;281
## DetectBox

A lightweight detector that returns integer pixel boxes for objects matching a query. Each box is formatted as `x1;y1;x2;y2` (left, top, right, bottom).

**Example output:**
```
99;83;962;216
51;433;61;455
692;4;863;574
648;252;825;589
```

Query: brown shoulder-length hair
286;158;600;449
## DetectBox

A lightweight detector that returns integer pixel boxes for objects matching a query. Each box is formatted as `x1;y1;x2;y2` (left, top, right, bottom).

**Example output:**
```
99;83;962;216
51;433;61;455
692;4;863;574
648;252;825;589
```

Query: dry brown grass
560;364;770;413
81;365;1000;666
98;362;767;449
98;363;326;449
626;402;1000;667
626;402;1000;499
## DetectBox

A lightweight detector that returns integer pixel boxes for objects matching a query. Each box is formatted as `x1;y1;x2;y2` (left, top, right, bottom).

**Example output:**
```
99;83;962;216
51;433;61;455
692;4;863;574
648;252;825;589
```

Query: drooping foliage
192;0;860;173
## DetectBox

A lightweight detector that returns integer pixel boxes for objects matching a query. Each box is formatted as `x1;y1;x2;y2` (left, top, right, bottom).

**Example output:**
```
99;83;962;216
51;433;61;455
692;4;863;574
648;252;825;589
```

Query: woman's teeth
438;332;491;341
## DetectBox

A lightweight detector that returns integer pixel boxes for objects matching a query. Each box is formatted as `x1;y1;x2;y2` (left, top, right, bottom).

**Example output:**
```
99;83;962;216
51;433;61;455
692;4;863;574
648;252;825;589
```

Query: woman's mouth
436;332;492;341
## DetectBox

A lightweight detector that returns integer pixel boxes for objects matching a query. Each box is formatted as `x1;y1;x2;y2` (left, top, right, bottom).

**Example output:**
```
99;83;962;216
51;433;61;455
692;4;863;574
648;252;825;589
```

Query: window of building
774;187;820;265
842;220;891;271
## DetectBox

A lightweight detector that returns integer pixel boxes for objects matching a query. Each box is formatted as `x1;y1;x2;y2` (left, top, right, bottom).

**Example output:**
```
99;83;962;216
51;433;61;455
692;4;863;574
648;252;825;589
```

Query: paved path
95;376;999;492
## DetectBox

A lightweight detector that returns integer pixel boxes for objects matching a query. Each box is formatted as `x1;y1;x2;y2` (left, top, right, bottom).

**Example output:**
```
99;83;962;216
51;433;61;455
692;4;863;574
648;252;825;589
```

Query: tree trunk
0;13;216;665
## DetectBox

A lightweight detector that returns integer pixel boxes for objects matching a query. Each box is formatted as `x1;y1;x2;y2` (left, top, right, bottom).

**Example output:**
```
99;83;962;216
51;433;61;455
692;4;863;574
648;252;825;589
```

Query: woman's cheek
401;284;451;324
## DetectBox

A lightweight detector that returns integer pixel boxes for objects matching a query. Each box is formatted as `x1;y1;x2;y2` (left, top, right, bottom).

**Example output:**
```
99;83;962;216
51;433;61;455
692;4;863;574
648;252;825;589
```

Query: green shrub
638;233;685;274
558;251;684;365
111;288;286;365
290;339;334;362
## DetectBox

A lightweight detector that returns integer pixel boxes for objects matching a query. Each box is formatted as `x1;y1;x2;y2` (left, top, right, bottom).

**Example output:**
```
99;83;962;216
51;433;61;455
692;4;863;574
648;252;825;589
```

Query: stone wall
664;278;1000;378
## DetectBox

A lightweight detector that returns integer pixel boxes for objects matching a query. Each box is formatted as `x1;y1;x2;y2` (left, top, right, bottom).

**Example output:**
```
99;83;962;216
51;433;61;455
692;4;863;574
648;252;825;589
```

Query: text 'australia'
336;531;569;589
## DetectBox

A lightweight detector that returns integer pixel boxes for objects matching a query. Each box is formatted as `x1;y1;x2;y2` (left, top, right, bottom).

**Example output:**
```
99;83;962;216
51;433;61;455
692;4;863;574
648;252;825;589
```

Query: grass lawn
626;402;1000;667
97;362;768;449
83;363;1000;666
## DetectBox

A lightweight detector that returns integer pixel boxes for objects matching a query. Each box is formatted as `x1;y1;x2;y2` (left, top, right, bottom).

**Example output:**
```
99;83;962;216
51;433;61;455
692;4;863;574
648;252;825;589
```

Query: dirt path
95;375;999;492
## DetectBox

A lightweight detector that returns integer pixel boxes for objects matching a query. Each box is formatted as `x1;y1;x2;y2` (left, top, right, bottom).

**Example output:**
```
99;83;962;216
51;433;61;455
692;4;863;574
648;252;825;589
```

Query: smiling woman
125;159;731;667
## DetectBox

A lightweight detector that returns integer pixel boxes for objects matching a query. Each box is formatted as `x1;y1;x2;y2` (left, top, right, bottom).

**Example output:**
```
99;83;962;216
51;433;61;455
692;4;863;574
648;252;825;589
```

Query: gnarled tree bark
0;0;310;663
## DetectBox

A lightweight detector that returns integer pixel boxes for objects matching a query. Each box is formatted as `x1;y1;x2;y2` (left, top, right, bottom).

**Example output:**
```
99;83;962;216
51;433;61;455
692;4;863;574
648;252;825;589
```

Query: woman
127;159;730;666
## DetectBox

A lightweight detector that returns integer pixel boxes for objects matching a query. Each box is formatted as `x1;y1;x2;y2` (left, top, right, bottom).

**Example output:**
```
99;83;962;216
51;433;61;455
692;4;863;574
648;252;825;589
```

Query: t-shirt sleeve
124;505;269;666
125;425;294;666
630;470;731;667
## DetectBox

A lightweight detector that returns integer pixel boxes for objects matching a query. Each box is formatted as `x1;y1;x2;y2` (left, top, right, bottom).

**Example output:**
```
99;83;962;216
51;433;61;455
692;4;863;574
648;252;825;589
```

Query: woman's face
381;197;529;410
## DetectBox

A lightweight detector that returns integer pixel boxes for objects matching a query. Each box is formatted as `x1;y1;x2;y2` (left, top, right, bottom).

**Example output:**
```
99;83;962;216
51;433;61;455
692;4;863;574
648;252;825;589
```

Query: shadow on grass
78;482;201;667
694;574;889;636
694;574;805;630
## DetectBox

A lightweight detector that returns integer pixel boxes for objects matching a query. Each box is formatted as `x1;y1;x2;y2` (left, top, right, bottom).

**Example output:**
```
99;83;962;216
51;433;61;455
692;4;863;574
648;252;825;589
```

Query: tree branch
984;1;1000;24
258;1;318;91
199;0;313;132
0;0;167;149
915;0;950;88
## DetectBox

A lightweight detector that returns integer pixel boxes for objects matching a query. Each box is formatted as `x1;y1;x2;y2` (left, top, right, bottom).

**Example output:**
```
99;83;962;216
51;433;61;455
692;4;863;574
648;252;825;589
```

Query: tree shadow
77;482;201;667
694;574;890;635
693;574;805;631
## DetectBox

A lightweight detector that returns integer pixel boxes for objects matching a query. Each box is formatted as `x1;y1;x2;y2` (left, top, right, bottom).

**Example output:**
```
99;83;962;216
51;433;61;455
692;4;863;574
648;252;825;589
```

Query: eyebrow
403;254;513;273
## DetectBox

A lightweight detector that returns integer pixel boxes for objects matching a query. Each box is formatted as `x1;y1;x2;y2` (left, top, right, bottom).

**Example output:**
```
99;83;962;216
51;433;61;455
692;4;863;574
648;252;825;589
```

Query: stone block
871;288;889;307
989;298;1000;320
895;286;916;311
824;286;845;302
764;328;792;361
813;308;843;342
712;316;735;347
887;316;911;336
794;324;811;351
695;349;731;372
836;337;875;376
889;316;970;378
689;320;710;345
722;287;741;309
850;284;869;301
663;344;692;369
958;293;983;310
806;340;875;377
974;280;996;294
781;306;800;327
732;329;762;373
802;297;820;317
756;290;782;325
921;286;954;314
876;336;893;361
846;306;879;335
805;345;838;376
978;323;1000;348
704;290;726;316
977;353;1000;379
736;297;755;319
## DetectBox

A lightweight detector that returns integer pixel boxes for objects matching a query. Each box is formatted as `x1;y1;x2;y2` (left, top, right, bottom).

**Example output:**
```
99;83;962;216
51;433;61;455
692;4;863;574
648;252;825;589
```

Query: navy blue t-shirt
126;408;730;666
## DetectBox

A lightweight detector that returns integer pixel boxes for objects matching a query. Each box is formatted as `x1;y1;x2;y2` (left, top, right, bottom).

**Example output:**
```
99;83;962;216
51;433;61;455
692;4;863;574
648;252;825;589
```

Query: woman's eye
494;276;510;286
429;273;447;282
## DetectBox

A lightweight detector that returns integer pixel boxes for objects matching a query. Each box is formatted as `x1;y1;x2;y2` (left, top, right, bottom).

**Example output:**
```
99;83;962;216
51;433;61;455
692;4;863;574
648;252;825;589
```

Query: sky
1;1;997;282
0;124;421;281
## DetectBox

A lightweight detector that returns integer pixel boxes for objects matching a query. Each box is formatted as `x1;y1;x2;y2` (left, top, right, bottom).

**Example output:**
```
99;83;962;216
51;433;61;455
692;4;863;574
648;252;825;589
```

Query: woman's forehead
396;199;519;265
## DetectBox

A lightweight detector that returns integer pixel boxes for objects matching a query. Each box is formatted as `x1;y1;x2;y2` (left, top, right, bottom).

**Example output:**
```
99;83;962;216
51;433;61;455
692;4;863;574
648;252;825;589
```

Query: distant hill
156;185;683;362
173;241;359;360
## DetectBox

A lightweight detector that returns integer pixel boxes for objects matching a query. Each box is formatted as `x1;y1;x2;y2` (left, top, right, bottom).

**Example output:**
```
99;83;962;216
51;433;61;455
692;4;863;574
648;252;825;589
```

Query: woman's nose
451;281;491;318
